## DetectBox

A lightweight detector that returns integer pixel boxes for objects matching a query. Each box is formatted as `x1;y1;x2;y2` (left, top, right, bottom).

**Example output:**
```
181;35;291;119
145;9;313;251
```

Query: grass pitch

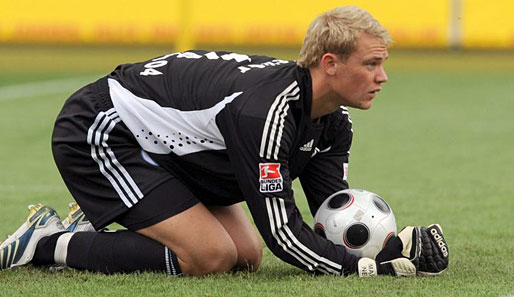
0;45;513;297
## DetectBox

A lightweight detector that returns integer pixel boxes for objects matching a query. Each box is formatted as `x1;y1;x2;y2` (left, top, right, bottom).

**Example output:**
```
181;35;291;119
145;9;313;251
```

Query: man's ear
320;53;338;76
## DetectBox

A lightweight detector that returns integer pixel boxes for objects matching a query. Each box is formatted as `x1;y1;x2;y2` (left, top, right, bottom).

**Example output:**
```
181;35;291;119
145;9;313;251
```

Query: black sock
32;231;68;266
66;230;182;275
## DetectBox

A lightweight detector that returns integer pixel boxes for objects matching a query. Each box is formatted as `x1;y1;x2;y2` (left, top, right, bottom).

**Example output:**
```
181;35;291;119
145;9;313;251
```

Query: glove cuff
357;258;377;277
397;226;417;258
381;258;417;276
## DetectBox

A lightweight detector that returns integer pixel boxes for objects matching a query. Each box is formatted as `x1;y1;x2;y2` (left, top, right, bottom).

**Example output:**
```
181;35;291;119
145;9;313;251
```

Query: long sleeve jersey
107;50;358;275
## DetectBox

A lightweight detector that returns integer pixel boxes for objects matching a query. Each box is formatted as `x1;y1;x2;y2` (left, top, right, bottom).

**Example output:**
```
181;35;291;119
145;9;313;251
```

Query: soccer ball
313;189;397;259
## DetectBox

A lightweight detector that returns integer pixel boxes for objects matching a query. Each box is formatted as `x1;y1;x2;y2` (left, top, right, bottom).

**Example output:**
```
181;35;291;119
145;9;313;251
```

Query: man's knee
185;239;238;276
237;238;263;272
135;203;241;276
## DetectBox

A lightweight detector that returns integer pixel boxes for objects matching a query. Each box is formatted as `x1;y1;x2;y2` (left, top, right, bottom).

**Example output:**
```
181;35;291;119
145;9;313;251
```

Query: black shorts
52;77;199;230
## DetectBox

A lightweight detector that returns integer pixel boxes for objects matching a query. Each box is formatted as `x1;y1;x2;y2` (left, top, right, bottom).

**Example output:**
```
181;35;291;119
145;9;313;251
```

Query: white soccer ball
313;189;397;259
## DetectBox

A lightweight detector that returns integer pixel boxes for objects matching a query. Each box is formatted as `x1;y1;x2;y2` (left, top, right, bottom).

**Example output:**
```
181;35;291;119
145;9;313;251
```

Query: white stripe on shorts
87;108;144;208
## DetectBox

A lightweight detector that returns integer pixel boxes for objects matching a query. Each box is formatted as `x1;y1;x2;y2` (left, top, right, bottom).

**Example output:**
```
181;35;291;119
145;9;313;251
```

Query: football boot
0;204;65;269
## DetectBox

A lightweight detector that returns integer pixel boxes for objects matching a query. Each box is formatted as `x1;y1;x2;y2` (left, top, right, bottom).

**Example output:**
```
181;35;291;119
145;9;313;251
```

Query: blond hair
297;6;391;68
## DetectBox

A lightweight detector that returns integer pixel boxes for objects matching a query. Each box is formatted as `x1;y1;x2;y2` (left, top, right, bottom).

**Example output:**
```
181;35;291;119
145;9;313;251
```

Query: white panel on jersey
108;78;242;156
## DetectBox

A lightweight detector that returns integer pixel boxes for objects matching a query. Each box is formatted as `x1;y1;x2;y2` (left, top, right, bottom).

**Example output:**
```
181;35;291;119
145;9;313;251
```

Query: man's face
329;32;389;110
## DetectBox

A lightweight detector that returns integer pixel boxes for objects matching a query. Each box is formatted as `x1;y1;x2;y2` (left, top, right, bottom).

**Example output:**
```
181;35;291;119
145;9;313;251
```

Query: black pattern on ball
345;223;370;248
328;193;351;209
372;195;390;213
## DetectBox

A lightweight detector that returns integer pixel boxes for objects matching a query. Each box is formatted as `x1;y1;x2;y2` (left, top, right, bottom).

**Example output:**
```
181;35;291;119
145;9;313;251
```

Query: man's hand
357;224;449;277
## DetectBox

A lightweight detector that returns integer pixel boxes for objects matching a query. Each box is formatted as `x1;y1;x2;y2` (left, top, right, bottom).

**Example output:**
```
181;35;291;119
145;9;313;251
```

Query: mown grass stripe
0;75;98;102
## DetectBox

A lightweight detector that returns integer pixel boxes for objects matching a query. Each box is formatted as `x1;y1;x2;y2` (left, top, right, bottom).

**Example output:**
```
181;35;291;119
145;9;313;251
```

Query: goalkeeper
0;6;448;277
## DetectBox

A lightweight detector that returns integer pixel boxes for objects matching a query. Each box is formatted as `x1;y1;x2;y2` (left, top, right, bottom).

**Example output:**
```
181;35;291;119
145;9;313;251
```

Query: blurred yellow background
1;0;514;49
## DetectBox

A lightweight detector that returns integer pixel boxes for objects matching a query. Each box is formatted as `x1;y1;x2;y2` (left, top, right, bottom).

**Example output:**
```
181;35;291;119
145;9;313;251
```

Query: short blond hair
297;6;391;68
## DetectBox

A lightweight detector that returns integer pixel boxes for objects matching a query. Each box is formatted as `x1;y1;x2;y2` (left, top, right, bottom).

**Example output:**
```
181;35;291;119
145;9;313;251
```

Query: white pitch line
0;75;99;102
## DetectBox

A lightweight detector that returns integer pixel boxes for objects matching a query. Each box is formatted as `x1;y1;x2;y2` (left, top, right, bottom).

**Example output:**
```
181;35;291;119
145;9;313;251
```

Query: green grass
1;45;513;296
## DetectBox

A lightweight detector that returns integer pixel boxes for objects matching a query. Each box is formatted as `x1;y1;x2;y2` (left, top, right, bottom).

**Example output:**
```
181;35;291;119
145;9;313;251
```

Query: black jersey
107;50;356;275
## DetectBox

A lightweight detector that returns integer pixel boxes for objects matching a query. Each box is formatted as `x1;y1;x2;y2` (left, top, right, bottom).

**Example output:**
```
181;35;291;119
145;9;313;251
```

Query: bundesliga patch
259;163;283;193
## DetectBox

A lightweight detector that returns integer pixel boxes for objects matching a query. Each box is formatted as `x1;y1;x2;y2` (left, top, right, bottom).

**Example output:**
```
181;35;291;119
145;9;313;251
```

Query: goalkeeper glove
357;257;416;277
417;224;449;275
357;224;449;277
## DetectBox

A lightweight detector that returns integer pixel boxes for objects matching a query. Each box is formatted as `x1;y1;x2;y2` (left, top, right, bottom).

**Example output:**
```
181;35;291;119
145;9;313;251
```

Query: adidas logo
300;139;314;152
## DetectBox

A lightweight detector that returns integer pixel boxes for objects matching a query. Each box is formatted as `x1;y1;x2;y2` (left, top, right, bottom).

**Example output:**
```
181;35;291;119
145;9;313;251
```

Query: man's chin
341;99;373;110
356;101;373;110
